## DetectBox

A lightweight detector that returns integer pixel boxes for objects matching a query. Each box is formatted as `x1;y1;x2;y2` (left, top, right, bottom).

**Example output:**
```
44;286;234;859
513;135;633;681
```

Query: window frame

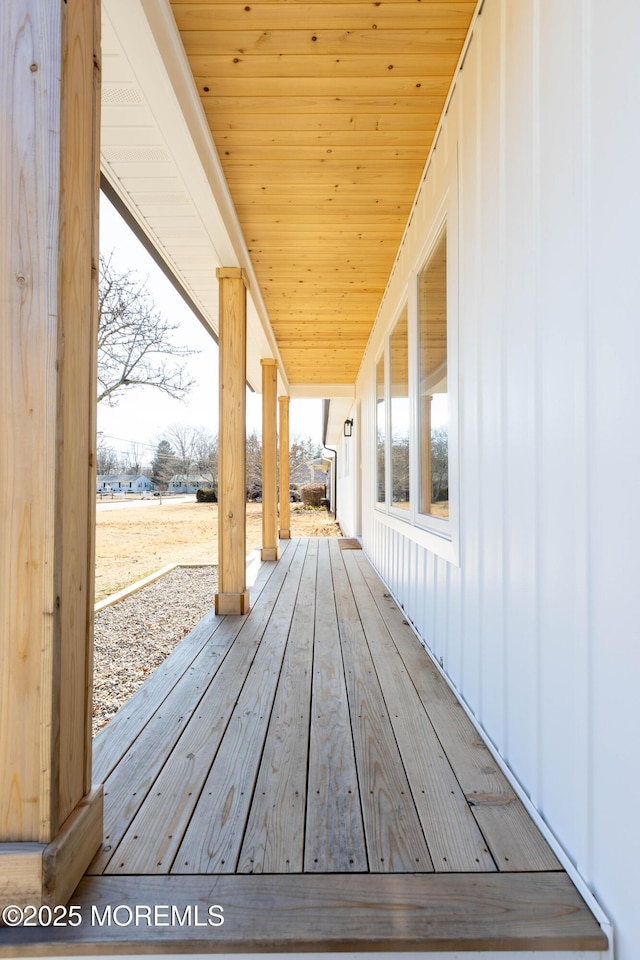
412;205;459;562
373;348;387;512
372;197;459;565
388;302;412;519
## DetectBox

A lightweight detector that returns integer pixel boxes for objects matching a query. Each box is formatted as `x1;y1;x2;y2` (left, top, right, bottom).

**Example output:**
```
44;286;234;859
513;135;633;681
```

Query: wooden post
261;360;279;561
279;395;291;539
0;0;103;907
215;268;250;615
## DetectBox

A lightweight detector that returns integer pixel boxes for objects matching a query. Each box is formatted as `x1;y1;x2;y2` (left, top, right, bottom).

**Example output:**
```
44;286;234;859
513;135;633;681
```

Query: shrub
196;488;217;503
299;483;325;507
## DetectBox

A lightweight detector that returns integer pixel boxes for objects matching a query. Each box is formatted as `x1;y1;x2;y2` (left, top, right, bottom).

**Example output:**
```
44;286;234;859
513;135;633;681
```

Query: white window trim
373;192;460;567
412;197;460;564
373;346;387;513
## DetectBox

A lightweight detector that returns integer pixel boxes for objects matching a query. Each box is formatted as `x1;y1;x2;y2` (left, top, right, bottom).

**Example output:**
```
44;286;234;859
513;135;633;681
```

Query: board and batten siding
351;0;640;957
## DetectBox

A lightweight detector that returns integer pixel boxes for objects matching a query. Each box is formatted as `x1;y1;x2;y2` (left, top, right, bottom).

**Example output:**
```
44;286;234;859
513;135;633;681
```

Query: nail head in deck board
104;542;301;875
173;541;309;873
238;540;318;873
329;541;433;872
0;872;607;953
305;540;367;872
342;549;496;872
352;549;560;872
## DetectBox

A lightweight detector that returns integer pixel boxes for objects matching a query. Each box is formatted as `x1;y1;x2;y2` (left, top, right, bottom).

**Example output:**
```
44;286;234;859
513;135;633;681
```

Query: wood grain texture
305;540;367;871
0;846;44;909
82;538;574;908
260;360;278;560
42;787;103;907
106;540;299;875
92;548;287;784
57;0;101;828
0;0;63;845
0;872;607;954
173;3;478;32
0;0;99;854
167;0;475;384
238;540;317;872
88;617;244;875
354;550;561;872
216;269;249;610
343;550;497;872
92;613;225;783
278;395;291;538
173;541;308;873
329;541;433;872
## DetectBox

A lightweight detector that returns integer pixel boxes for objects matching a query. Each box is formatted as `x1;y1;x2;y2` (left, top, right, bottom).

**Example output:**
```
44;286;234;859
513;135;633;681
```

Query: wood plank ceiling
169;1;476;386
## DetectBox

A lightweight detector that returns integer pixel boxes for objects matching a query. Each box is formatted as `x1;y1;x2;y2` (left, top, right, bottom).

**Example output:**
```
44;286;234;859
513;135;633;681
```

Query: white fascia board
136;0;289;394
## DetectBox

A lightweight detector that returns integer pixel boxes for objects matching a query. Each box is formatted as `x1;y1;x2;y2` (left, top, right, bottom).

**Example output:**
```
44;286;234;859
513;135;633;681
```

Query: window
417;228;448;518
390;307;410;510
376;356;385;504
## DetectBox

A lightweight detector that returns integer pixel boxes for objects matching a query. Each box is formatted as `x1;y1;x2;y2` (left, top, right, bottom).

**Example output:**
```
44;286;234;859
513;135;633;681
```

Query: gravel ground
92;565;218;736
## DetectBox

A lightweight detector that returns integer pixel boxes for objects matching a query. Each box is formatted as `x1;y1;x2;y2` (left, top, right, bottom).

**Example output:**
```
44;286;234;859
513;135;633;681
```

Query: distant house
168;474;213;494
96;474;153;494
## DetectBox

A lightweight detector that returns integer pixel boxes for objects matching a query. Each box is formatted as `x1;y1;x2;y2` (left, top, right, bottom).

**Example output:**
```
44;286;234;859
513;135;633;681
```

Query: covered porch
2;539;605;954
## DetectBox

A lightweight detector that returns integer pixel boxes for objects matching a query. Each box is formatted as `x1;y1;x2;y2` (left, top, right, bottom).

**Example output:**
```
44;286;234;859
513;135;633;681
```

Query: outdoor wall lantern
344;418;354;438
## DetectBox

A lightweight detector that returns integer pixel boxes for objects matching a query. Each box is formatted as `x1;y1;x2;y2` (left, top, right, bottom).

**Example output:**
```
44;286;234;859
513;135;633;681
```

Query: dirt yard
95;500;340;601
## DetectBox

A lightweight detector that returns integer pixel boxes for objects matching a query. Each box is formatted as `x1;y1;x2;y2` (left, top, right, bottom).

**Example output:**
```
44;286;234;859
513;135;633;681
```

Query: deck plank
91;543;290;783
304;540;367;871
92;611;221;783
173;540;310;873
342;550;497;872
102;539;301;875
329;540;434;872
88;615;247;874
0;873;608;954
238;539;318;873
353;550;561;872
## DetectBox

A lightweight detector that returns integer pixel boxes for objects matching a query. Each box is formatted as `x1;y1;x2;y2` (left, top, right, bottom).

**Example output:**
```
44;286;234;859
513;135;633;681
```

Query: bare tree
192;428;218;486
96;436;119;474
162;423;199;474
120;442;148;476
289;434;322;486
97;253;198;406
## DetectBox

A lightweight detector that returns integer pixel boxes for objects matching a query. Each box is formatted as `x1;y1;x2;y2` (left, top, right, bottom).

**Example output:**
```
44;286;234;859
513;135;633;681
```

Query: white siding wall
349;1;640;956
336;425;357;538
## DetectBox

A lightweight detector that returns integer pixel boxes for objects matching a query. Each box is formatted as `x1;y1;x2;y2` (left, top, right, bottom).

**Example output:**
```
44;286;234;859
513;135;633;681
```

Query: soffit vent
102;86;144;105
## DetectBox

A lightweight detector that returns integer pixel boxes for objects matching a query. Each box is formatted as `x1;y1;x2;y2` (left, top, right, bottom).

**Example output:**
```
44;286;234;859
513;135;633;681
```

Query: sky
98;194;322;466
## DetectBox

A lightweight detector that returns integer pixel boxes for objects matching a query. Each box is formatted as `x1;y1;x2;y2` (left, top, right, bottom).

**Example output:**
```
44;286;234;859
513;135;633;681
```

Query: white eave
101;0;288;394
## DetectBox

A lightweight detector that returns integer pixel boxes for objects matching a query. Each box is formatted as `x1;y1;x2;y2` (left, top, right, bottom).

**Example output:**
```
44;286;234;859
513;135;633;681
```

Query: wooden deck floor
1;538;606;955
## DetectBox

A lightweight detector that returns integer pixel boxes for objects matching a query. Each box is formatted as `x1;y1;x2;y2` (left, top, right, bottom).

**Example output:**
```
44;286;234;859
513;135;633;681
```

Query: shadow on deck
1;539;606;955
